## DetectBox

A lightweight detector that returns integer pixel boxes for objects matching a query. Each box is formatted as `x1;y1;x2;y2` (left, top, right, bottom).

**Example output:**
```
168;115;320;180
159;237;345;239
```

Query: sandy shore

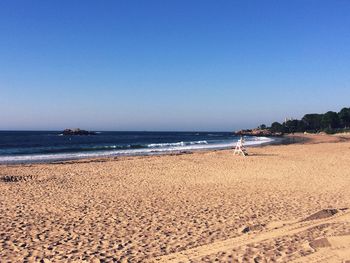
1;134;350;262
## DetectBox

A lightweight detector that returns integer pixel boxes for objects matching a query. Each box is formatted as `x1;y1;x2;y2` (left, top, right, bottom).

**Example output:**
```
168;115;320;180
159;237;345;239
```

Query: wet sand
1;134;350;262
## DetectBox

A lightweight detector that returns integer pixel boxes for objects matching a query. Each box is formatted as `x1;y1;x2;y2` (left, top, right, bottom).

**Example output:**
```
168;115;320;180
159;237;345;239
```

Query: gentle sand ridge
0;134;350;262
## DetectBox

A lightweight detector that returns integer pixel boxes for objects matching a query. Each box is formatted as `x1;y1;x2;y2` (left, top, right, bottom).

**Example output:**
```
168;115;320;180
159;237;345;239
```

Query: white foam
147;140;208;148
244;136;274;145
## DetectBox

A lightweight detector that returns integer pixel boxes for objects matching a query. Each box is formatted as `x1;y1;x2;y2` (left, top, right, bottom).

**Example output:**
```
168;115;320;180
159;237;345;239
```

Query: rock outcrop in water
62;128;96;136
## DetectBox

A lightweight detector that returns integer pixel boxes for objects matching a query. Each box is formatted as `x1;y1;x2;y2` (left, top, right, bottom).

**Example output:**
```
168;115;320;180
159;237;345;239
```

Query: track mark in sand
309;237;331;249
302;208;339;221
151;210;350;263
290;235;350;263
289;248;341;263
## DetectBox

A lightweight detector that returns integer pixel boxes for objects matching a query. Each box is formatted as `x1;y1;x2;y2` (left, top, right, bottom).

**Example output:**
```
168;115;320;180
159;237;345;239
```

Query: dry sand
1;134;350;262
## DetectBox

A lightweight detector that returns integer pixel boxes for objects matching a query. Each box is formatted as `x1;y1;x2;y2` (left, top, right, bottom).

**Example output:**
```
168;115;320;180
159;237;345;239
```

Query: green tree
270;122;284;133
296;120;307;132
338;107;350;128
258;124;267;129
283;120;301;134
301;114;323;131
321;111;340;129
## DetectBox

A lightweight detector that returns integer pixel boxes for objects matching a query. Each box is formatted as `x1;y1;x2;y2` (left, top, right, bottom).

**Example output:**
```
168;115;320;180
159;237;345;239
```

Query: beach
1;134;350;262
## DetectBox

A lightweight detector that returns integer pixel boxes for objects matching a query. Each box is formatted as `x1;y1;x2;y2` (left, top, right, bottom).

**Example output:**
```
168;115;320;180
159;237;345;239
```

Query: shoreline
1;133;349;167
0;135;275;165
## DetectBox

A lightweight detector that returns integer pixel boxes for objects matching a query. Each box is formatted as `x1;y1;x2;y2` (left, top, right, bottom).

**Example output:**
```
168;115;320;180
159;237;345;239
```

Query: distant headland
235;106;350;136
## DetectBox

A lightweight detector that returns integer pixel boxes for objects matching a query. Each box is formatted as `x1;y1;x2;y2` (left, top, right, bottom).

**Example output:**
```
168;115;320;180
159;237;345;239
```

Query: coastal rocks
62;128;96;136
234;129;282;137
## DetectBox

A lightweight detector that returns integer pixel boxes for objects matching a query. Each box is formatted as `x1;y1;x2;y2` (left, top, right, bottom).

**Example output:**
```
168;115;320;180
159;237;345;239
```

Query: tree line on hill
260;107;350;134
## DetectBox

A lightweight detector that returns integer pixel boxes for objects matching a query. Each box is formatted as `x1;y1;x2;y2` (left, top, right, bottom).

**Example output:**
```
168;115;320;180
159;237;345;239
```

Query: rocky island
62;128;96;136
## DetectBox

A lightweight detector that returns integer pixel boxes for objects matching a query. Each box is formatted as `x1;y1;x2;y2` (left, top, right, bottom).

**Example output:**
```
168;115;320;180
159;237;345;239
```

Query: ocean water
0;131;274;164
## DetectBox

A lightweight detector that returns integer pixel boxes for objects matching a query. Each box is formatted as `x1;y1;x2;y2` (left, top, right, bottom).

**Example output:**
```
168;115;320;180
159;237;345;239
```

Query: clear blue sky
1;0;349;131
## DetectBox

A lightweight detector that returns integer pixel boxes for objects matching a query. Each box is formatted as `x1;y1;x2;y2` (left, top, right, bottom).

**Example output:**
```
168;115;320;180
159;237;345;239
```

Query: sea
0;131;275;164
